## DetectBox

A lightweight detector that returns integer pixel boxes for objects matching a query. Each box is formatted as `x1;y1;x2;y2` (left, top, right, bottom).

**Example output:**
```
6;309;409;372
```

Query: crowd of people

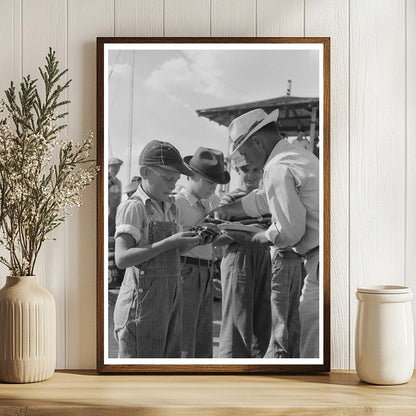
108;108;320;359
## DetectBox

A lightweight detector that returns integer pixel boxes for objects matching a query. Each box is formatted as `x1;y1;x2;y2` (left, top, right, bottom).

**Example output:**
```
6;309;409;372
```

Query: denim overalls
114;196;182;358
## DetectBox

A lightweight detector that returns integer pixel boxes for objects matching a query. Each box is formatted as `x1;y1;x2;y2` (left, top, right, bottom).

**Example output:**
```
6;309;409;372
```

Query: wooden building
197;95;319;154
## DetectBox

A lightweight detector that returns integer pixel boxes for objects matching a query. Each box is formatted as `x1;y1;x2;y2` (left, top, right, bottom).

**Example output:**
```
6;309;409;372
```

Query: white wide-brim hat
229;108;279;156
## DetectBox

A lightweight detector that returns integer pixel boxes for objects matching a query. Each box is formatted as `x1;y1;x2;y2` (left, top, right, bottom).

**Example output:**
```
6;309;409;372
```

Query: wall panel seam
348;0;351;370
404;0;407;285
303;0;305;37
19;0;23;80
209;0;211;37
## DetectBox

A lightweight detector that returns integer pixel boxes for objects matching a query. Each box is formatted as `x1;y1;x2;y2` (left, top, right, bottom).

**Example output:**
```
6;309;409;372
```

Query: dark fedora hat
184;147;230;185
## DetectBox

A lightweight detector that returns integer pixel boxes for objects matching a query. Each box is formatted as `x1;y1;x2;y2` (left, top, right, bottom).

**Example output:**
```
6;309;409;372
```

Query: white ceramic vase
0;276;56;383
355;285;414;385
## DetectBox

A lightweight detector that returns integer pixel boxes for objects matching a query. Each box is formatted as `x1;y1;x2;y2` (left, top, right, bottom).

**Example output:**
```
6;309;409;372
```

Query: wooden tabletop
0;370;415;415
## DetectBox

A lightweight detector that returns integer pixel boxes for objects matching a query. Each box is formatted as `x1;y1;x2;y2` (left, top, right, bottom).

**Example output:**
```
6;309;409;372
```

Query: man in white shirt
213;108;320;359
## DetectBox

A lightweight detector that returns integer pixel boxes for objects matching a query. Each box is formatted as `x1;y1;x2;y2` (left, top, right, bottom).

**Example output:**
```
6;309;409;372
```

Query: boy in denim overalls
113;140;200;358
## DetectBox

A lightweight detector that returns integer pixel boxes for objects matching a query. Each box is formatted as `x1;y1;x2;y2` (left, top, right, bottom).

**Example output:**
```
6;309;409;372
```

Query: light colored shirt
175;188;219;260
115;185;180;246
241;139;319;255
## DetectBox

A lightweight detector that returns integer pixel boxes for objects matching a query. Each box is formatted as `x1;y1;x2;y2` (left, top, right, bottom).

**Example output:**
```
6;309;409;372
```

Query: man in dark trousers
213;108;320;358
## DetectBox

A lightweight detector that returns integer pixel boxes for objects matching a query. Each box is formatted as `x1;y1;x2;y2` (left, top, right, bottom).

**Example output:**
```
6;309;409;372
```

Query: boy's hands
190;223;220;245
167;231;201;251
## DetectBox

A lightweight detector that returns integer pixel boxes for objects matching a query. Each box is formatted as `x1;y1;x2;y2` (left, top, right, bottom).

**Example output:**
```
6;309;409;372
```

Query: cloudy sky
107;46;319;191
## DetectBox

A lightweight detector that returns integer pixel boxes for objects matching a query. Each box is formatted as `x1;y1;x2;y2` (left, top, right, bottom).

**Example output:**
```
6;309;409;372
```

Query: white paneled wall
349;0;407;368
407;0;416;345
305;0;350;370
0;0;414;370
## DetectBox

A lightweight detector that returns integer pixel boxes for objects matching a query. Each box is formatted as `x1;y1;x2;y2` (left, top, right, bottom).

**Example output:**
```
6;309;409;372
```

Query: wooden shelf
0;370;415;415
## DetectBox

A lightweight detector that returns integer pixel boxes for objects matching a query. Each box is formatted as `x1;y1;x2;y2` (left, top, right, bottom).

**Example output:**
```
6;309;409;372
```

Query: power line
127;50;135;181
108;50;122;82
108;50;127;159
177;51;257;102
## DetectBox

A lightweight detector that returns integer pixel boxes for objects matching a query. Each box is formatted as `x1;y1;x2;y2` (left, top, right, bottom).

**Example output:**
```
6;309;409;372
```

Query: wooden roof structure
196;96;319;136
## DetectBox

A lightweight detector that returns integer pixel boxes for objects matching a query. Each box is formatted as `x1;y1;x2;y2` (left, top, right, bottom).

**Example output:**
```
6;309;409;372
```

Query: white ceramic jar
355;285;414;385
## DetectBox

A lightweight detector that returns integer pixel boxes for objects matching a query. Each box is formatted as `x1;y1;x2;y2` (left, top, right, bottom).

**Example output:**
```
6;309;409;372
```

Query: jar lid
357;285;411;294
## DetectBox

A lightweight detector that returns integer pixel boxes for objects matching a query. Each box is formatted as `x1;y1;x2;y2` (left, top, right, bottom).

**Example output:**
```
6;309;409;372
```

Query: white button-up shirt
241;139;319;255
175;188;219;260
115;185;180;245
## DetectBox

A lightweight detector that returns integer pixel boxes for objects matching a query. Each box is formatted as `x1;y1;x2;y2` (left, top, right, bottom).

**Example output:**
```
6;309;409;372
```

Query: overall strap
130;195;155;223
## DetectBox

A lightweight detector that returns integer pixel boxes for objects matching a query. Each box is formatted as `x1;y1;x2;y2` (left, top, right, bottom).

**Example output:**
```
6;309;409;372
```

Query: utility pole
286;79;292;96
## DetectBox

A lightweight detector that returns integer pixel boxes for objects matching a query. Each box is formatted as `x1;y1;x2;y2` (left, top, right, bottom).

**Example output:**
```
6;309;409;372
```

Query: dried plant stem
0;48;96;276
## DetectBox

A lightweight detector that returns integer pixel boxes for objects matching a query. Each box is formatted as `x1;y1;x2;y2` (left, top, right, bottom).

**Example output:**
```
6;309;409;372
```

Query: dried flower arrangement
0;48;97;276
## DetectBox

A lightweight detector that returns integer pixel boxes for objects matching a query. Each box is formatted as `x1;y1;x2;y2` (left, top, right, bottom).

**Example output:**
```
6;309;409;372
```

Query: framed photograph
97;37;330;373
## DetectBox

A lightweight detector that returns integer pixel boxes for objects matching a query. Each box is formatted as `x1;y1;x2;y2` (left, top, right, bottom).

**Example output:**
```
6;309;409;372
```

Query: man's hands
210;205;231;220
205;205;272;247
207;199;245;221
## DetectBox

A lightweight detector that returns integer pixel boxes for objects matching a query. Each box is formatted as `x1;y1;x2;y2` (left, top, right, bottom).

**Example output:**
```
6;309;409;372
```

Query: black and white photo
97;38;330;373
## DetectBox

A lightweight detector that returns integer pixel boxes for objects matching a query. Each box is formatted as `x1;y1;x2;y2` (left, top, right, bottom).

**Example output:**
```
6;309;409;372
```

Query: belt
180;256;212;267
276;250;303;259
303;245;319;259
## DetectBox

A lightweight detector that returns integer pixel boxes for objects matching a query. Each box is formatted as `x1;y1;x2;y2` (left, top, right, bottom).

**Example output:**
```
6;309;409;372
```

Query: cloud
143;51;243;102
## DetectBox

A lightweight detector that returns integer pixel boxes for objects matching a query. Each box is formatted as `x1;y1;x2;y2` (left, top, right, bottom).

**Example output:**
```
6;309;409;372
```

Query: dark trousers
180;263;213;358
219;245;271;358
265;250;303;358
299;250;320;358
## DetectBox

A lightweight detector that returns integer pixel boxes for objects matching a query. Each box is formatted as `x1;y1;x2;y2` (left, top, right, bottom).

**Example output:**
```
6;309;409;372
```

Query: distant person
110;174;141;289
113;140;200;358
175;147;230;358
124;176;142;198
313;136;320;159
108;157;123;236
291;130;310;151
